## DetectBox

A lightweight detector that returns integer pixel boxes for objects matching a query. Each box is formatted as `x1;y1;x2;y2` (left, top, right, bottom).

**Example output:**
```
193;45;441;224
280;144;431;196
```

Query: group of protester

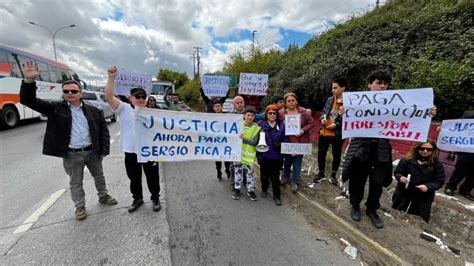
19;60;473;229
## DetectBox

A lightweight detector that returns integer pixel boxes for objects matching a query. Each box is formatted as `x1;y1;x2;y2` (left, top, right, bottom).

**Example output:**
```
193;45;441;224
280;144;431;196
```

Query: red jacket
279;106;314;143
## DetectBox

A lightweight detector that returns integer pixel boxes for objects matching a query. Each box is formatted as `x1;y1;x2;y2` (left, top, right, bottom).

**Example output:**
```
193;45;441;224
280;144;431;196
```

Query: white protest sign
114;69;152;96
342;88;433;141
281;143;312;155
135;108;243;162
437;119;474;153
285;114;301;136
200;75;229;97
238;73;269;95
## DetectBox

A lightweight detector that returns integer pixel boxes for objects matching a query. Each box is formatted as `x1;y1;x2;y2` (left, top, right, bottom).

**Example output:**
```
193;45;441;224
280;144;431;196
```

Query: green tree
156;68;190;90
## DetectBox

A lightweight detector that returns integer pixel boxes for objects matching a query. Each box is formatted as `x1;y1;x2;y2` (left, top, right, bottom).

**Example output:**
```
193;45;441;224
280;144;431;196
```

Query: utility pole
193;47;202;77
376;0;380;8
190;52;196;78
252;30;257;56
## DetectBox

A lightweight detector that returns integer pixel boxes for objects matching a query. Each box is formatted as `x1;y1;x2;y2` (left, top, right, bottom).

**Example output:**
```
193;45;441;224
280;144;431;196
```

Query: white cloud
0;0;375;83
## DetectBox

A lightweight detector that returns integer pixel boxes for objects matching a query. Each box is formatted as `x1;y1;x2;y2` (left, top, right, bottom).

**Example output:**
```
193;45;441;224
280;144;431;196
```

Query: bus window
60;69;71;81
37;62;51;82
6;53;22;78
49;66;63;83
0;50;8;63
70;71;80;81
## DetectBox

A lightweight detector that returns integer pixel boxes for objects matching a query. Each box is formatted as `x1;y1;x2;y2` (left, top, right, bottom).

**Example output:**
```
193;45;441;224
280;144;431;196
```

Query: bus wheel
0;105;19;129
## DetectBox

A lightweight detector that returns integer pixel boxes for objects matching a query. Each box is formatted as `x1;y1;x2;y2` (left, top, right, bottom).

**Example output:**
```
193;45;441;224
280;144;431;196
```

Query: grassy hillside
223;0;473;119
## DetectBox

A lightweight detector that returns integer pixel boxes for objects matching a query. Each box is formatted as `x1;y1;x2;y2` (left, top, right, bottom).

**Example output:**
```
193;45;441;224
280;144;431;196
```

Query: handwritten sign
281;143;312;155
238;73;269;96
114;69;152;96
200;75;230;97
285;114;301;136
135;108;243;162
342;88;433;141
437;119;474;153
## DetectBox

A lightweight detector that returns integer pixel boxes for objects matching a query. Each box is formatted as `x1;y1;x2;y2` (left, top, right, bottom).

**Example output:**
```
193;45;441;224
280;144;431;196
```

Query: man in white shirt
104;65;161;213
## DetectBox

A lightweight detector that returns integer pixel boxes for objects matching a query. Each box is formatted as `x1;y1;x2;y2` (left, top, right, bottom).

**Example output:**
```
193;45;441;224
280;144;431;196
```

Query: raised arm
19;61;55;114
104;65;121;111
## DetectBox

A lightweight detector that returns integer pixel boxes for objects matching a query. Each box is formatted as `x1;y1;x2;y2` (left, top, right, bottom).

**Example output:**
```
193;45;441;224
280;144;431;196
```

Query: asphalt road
0;118;355;264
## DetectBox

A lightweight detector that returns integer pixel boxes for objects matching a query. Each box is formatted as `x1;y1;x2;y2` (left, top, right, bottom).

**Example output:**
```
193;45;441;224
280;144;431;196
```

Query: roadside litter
419;231;461;256
340;238;358;259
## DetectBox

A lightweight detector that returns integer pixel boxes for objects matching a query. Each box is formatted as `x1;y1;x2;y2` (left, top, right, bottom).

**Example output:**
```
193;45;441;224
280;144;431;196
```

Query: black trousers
317;136;344;174
260;159;283;199
215;161;231;173
124;152;160;201
446;153;474;194
349;159;389;210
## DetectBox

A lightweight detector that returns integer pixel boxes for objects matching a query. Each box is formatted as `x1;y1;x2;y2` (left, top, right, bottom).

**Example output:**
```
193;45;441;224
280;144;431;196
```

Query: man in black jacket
342;70;437;229
20;61;117;220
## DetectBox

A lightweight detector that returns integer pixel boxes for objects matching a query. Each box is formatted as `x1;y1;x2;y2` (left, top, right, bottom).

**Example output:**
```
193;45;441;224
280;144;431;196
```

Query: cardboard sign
114;69;152;96
200;75;229;97
437;119;474;153
342;88;433;141
135;108;243;162
281;143;312;155
238;73;268;96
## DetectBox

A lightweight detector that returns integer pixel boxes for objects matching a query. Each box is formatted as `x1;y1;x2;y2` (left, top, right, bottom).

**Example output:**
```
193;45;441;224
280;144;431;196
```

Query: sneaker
248;191;257;201
261;191;268;198
291;182;298;192
445;188;454;196
75;207;87;220
99;194;118;205
232;190;241;200
128;199;144;213
274;198;282;206
152;199;161;212
313;172;325;183
329;175;338;186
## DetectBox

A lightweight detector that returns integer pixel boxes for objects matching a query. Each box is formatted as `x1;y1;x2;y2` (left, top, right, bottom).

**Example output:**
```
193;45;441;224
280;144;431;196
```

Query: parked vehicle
81;91;116;122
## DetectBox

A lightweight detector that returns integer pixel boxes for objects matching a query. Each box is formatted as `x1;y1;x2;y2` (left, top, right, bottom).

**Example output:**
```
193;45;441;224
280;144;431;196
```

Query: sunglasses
267;112;277;115
418;147;434;152
63;90;80;94
134;95;146;100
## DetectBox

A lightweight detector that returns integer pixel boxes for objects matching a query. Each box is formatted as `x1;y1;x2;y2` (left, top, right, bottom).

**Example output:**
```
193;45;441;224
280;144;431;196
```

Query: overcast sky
1;0;376;84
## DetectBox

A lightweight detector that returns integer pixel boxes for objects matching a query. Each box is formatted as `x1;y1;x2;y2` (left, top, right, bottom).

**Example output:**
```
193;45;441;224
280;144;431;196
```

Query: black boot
366;209;384;229
329;172;338;186
313;172;325;183
350;206;361;222
128;199;144;213
152;199;161;212
217;170;222;180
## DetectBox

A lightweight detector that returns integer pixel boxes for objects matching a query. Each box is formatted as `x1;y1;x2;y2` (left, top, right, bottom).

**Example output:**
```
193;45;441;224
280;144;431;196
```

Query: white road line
13;189;65;234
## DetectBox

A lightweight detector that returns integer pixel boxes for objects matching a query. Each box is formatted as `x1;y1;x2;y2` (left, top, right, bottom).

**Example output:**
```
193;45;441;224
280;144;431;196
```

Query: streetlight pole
28;21;76;61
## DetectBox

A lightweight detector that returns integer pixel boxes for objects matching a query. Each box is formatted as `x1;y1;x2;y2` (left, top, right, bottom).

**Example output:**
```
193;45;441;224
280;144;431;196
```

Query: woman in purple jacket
257;104;287;205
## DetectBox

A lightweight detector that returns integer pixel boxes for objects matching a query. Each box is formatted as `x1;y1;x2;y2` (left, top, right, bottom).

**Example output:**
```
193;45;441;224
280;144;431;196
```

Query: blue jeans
283;155;303;184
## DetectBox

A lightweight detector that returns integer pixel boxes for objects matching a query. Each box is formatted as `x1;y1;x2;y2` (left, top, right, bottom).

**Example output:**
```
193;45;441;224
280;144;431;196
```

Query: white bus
0;44;83;129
